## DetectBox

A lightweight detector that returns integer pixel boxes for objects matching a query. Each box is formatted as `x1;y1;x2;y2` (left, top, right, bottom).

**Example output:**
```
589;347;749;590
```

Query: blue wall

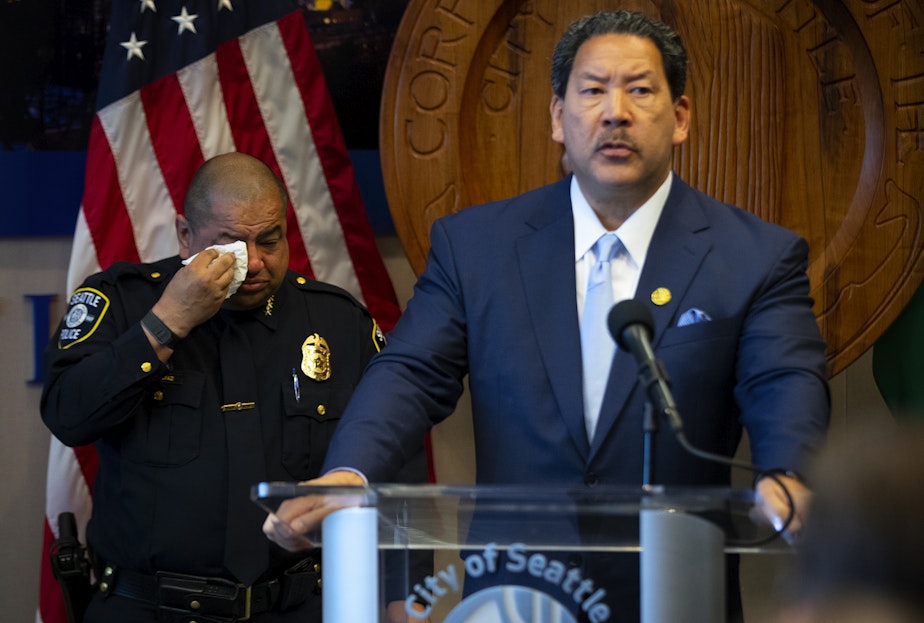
1;152;88;236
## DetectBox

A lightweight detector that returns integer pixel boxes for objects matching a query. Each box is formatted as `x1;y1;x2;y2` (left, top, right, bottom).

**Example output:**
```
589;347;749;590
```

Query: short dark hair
551;10;688;101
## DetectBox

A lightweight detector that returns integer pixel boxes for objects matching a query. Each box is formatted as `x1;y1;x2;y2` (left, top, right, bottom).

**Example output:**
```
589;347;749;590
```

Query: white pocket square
677;307;712;327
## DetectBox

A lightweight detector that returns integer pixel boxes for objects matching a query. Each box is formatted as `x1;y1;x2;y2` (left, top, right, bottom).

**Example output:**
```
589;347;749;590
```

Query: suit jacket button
584;472;599;487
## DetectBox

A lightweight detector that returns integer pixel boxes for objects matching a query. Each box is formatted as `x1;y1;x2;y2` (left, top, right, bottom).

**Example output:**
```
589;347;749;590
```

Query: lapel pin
650;287;672;306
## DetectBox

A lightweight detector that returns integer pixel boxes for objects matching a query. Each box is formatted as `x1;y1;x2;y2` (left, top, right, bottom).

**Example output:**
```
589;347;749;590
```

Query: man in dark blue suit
266;9;830;622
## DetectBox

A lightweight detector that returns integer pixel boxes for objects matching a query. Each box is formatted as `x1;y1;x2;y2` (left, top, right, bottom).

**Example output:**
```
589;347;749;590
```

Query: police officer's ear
176;214;194;260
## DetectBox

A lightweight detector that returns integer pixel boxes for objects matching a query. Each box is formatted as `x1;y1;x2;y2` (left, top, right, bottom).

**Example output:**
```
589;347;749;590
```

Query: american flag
37;2;401;621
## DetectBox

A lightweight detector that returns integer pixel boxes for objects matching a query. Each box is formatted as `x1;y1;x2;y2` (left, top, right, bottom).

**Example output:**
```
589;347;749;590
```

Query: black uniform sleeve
41;272;168;447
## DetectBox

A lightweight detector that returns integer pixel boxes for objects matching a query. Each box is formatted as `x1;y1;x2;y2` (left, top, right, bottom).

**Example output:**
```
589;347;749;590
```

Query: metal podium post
641;508;726;623
322;507;379;623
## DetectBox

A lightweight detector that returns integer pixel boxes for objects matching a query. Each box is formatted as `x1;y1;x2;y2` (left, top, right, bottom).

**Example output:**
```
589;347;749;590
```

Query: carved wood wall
379;0;924;377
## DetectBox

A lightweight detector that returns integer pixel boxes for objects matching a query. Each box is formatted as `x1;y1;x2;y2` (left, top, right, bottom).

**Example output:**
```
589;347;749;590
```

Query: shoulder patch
58;287;110;349
372;319;387;352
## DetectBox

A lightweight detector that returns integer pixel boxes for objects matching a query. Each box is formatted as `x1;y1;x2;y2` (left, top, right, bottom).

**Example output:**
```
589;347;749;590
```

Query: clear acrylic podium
253;483;789;623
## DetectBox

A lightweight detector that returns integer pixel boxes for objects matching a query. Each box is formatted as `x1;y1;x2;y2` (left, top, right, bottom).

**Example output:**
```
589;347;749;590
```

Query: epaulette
288;272;367;311
92;257;181;287
288;272;386;350
137;257;180;285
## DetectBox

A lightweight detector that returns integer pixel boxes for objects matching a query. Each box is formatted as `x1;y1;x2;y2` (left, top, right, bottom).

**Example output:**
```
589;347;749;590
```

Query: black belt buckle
155;571;251;622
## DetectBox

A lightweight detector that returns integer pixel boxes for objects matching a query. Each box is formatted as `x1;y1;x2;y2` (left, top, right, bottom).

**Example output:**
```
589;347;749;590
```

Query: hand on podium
262;470;431;623
755;472;812;542
262;469;365;551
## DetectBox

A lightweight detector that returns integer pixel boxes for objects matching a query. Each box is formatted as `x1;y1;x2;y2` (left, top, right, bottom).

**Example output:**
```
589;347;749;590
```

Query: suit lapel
515;178;591;456
590;178;713;458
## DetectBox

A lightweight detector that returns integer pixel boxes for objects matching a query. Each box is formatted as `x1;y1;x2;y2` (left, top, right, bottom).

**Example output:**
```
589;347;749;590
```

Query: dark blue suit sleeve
322;219;469;482
733;234;830;474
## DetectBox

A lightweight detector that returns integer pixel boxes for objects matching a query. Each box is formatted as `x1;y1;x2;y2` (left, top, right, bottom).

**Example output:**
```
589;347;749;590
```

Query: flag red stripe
81;117;141;267
140;74;205;215
278;13;400;329
215;35;314;278
215;39;266;157
73;444;100;495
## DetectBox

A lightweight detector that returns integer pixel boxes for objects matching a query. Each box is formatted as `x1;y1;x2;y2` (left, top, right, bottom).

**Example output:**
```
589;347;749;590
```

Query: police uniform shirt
41;256;386;579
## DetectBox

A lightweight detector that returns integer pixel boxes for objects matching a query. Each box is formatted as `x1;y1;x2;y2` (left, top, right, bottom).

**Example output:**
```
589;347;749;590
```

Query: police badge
301;333;331;381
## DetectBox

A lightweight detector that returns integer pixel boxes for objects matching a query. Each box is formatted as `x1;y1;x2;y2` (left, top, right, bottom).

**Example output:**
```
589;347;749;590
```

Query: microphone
607;299;684;433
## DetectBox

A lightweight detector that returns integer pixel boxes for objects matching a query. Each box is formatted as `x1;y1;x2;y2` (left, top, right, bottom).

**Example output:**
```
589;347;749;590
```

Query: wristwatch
142;310;181;349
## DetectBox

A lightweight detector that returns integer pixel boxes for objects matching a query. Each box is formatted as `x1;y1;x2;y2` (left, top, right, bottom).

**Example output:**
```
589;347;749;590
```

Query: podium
253;483;789;623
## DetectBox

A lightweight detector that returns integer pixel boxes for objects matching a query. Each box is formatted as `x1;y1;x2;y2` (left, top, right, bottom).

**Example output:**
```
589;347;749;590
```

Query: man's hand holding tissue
141;247;238;358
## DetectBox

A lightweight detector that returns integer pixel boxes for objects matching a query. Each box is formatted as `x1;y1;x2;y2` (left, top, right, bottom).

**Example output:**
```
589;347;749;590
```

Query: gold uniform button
190;600;201;610
153;390;164;401
151;272;161;279
99;581;109;593
316;404;326;416
141;362;153;373
103;566;113;577
297;276;307;284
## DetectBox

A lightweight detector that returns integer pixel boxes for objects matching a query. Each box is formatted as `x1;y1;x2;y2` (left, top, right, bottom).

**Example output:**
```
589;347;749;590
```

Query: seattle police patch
372;320;387;352
59;287;110;349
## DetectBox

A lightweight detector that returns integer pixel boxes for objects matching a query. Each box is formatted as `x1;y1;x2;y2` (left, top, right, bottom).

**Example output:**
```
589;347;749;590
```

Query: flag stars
120;32;148;61
172;6;199;35
218;0;234;10
139;0;156;12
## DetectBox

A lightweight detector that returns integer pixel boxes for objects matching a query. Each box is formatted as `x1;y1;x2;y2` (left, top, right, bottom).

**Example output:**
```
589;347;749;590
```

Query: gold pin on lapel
651;287;672;306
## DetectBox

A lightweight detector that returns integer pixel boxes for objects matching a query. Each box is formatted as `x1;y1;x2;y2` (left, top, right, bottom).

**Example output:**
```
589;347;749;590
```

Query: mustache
596;133;638;152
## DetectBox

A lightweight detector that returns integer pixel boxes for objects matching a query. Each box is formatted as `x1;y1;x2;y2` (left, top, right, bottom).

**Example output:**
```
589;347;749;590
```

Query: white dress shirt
573;173;672;318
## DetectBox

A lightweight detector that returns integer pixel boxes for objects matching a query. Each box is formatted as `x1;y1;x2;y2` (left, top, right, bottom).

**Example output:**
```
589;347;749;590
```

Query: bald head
184;153;287;232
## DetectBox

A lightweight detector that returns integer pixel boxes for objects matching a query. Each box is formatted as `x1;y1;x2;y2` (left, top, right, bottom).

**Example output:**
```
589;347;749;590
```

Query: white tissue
182;240;248;298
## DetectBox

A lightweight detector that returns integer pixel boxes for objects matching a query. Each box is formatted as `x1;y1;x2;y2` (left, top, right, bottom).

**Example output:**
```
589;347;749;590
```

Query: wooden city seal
380;0;924;376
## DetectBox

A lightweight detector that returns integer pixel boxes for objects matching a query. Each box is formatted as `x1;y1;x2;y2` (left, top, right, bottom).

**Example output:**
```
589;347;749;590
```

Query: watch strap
142;310;181;348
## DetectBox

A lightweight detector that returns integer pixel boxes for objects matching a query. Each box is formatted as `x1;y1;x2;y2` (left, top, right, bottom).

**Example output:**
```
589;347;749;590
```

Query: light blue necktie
581;233;620;441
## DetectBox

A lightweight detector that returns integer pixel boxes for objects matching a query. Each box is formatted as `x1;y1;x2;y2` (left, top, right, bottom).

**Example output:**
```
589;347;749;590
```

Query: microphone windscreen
607;299;654;350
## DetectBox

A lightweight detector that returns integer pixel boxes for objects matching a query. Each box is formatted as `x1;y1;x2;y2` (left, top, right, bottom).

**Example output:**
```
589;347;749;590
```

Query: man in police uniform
41;152;427;622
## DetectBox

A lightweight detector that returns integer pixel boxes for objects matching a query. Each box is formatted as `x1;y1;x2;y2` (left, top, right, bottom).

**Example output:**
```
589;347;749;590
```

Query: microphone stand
642;402;658;488
636;350;673;488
